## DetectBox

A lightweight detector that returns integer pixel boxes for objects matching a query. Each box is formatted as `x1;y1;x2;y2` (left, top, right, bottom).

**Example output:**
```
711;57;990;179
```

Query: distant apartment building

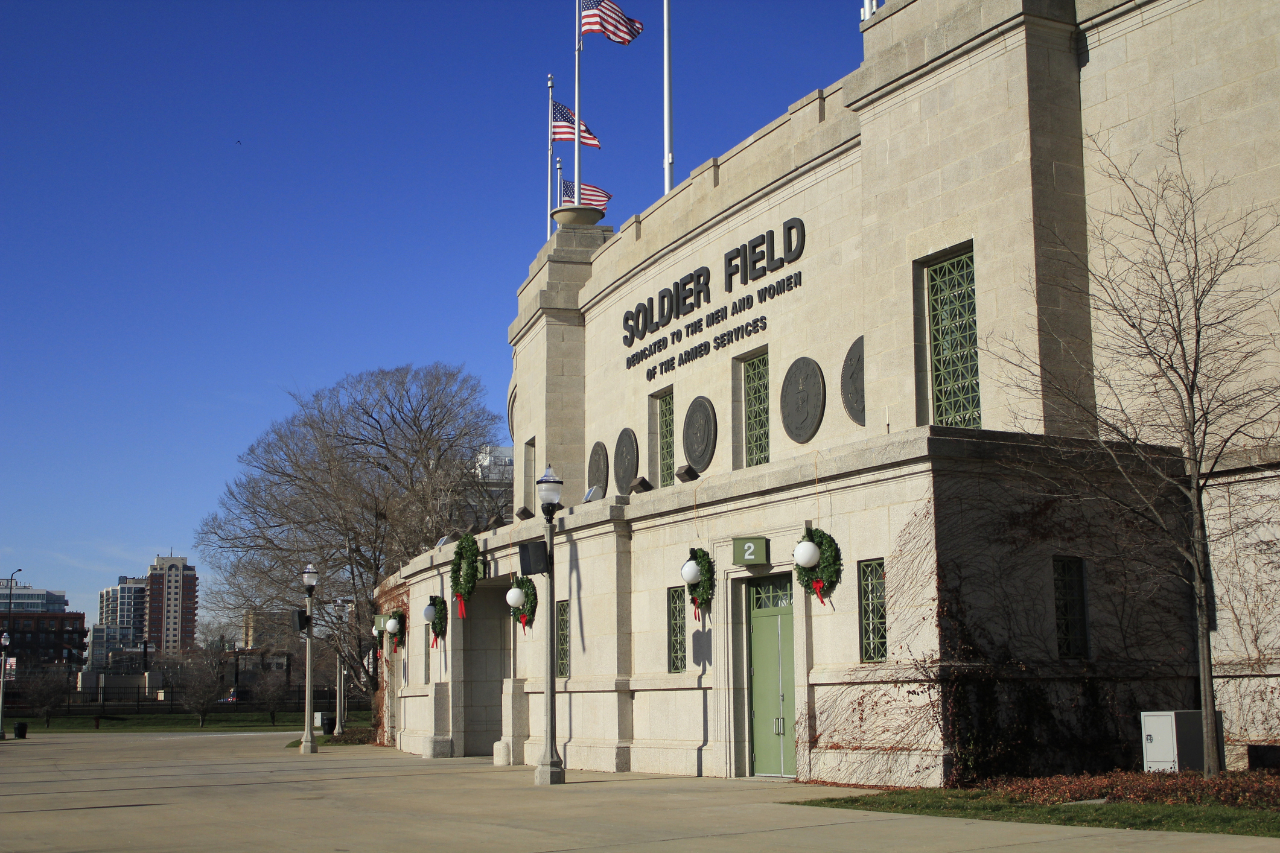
0;578;69;613
86;623;138;669
0;578;86;667
475;445;514;526
144;555;198;653
99;575;147;634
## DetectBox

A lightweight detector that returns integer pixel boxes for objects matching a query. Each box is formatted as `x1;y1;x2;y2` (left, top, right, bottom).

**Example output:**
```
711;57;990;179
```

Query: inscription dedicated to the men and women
621;219;806;382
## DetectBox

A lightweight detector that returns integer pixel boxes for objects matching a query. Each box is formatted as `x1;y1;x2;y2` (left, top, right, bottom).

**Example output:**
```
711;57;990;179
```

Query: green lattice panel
556;600;570;677
1053;556;1089;659
928;253;981;428
659;393;674;487
859;559;887;662
744;353;770;467
667;586;686;672
751;575;793;611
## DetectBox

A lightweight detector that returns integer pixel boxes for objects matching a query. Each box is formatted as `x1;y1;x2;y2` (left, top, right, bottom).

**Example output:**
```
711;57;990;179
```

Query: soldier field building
375;0;1279;785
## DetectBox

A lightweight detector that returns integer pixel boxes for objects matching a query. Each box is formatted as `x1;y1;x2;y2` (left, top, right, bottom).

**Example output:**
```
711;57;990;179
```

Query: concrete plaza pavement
1;732;1276;852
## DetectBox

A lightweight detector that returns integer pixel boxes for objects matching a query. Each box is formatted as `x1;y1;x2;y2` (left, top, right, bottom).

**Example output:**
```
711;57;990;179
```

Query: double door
749;575;795;776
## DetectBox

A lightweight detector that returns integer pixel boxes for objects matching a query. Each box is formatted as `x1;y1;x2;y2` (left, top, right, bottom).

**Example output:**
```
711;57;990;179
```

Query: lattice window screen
927;252;981;428
1053;556;1089;659
555;599;570;678
667;586;686;672
659;393;675;487
859;559;887;662
744;353;770;467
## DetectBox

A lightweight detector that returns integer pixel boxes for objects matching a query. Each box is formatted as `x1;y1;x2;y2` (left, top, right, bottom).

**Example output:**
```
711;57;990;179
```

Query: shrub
988;770;1280;810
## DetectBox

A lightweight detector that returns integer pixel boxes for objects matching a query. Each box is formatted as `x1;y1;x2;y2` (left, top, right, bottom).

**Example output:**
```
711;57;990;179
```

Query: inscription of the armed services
622;218;806;382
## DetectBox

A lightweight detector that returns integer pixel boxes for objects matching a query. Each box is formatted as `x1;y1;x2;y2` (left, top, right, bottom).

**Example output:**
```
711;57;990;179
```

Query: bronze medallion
841;337;865;426
587;441;609;499
682;396;717;472
780;356;826;444
614;428;638;495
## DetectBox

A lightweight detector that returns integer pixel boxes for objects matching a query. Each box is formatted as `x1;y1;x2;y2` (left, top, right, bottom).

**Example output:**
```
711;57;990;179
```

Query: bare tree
996;126;1280;775
254;669;289;725
163;647;227;727
195;364;502;696
21;670;68;728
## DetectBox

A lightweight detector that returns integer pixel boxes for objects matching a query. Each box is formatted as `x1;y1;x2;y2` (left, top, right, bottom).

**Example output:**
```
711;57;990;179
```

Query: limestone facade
378;0;1280;783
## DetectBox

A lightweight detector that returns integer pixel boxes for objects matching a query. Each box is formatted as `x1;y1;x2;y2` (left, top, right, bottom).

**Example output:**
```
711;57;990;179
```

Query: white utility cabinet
1140;711;1225;772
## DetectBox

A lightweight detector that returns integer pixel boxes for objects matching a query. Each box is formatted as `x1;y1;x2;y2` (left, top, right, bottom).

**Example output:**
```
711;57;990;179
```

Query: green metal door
749;575;795;776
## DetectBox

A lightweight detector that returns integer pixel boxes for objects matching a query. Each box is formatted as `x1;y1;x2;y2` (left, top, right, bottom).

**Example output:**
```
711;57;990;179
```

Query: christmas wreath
794;527;842;605
685;547;715;620
428;595;448;648
450;533;484;618
385;609;407;653
509;575;538;634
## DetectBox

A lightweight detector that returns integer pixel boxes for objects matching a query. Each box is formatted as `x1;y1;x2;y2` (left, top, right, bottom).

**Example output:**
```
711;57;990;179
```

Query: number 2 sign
733;537;770;566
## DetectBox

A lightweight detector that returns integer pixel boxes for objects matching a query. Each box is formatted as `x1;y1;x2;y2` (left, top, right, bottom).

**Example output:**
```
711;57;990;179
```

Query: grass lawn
5;710;372;732
800;788;1280;838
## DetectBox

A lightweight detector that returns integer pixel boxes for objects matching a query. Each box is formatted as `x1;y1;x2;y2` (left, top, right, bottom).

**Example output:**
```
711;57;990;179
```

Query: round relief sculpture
780;356;826;444
841;337;866;426
682;396;718;473
614;428;639;495
587;441;609;499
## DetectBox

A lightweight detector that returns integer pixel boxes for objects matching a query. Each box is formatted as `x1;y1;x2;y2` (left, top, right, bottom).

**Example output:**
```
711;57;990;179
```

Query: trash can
321;714;336;736
14;722;28;739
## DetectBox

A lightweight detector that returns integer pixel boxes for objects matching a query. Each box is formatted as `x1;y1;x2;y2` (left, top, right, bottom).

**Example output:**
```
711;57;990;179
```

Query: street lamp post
1;568;21;741
0;633;10;740
300;565;319;755
534;466;565;786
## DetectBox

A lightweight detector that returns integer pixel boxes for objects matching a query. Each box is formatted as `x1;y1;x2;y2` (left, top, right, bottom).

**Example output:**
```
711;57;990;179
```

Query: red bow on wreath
692;596;701;621
392;637;399;654
430;633;438;648
455;593;467;619
519;613;528;635
812;579;826;605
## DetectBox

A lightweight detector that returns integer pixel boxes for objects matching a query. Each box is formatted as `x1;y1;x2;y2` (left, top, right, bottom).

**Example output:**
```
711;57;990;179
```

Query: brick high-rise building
144;555;198;653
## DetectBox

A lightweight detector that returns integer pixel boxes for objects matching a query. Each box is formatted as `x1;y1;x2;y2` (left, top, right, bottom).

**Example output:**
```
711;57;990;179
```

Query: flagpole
547;74;555;239
557;158;563;208
573;0;582;205
663;0;673;194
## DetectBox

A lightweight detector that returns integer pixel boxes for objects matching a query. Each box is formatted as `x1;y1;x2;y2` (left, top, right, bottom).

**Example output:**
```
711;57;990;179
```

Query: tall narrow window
858;559;887;662
555;599;570;677
744;353;770;467
928;252;981;428
667;586;686;672
659;392;675;487
1053;556;1088;659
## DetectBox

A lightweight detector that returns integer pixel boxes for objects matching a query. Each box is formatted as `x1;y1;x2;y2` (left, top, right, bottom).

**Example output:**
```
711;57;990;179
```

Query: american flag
561;179;612;211
552;102;601;148
580;0;644;45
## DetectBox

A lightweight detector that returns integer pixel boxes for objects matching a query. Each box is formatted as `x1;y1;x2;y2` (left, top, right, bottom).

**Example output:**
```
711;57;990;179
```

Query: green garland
387;609;406;651
509;575;538;633
685;547;715;618
450;533;485;617
428;595;448;647
794;527;842;604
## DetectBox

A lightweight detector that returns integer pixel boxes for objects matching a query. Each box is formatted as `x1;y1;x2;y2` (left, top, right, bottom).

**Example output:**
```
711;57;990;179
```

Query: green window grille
556;599;570;677
751;575;793;611
858;559;887;662
667;586;686;672
744;353;770;467
1053;556;1089;659
659;392;675;487
927;252;981;428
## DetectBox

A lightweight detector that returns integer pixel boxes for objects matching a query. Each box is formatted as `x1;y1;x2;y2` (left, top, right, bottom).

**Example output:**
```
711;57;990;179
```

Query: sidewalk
1;732;1275;852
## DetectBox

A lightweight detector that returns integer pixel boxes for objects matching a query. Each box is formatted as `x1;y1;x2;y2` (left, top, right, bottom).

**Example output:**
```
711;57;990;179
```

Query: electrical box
1141;711;1225;772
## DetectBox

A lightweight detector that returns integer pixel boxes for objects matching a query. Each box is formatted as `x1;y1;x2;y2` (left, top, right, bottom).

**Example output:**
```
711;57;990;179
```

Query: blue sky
0;1;865;618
